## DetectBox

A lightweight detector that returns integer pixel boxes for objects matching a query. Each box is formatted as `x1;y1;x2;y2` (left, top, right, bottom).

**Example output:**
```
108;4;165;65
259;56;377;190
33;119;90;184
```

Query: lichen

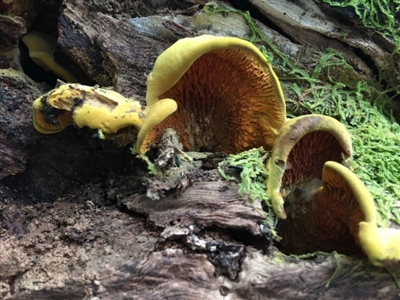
205;2;400;226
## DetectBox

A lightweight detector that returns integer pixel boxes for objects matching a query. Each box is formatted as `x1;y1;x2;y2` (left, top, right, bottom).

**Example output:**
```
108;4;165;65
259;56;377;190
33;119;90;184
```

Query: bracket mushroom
138;34;286;154
32;83;177;146
266;114;353;219
278;160;400;267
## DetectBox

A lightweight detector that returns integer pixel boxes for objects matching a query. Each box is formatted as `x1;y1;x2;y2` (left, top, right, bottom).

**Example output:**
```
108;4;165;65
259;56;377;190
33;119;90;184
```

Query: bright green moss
218;147;269;203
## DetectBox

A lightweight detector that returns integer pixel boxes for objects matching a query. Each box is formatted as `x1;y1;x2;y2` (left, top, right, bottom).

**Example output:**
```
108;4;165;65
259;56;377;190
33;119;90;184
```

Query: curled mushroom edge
266;114;353;219
31;83;177;147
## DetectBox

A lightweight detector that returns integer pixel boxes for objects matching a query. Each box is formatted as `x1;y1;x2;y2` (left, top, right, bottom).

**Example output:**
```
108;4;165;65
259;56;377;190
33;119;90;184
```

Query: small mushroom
278;160;400;267
266;114;352;219
32;83;177;145
138;35;286;154
22;31;78;83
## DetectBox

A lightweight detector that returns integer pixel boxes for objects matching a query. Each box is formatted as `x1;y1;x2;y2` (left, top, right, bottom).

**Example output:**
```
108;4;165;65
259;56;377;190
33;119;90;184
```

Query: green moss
135;152;159;176
218;147;269;203
97;128;105;140
205;2;400;226
321;0;400;53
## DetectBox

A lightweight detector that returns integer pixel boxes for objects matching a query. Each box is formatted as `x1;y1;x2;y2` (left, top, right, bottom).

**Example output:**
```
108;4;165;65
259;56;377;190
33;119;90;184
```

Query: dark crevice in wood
202;225;272;253
226;0;296;43
19;0;94;86
19;41;59;86
345;43;380;79
118;201;152;224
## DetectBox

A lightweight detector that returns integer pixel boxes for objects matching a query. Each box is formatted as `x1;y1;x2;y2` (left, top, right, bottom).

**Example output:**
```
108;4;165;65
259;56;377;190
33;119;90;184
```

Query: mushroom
278;160;400;267
266;114;352;219
32;83;177;145
22;31;78;83
137;34;286;154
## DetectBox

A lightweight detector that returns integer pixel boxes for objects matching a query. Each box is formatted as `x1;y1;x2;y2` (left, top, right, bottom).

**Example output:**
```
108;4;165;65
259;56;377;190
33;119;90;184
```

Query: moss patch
321;0;400;53
218;147;269;203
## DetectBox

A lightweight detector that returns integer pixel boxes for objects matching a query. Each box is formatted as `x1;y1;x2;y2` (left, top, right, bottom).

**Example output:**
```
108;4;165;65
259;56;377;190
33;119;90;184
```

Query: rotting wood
1;0;400;299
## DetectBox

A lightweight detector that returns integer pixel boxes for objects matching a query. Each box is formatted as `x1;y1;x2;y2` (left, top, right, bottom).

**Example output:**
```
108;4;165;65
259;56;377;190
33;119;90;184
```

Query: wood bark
1;0;399;299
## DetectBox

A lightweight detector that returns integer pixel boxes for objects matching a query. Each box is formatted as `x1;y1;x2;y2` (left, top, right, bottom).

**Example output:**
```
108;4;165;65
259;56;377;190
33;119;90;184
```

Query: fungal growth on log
22;31;78;83
266;114;352;219
140;35;286;154
277;161;400;267
32;83;177;146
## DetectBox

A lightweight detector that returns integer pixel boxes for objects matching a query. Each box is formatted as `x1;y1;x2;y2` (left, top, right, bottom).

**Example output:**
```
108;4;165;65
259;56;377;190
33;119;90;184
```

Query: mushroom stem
135;98;178;154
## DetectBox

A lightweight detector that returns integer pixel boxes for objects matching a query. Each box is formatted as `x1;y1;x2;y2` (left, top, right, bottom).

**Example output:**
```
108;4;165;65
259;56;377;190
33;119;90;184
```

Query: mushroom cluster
31;35;400;267
32;35;286;154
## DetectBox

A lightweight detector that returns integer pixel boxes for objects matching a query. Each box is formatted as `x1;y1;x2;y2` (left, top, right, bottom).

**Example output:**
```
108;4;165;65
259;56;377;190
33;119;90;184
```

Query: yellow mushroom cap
32;84;146;144
266;114;352;219
2;0;13;3
139;35;286;154
277;161;373;255
22;31;78;83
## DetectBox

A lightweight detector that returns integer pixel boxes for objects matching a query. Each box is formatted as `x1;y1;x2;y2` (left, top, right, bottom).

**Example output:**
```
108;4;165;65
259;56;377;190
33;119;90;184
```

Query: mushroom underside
33;95;74;133
143;47;286;154
276;131;363;255
282;130;345;189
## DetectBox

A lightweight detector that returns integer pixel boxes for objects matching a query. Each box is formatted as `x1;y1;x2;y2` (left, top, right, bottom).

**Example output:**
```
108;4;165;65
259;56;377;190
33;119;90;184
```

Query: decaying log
2;173;399;299
0;70;46;180
124;180;267;235
1;0;400;299
244;0;400;90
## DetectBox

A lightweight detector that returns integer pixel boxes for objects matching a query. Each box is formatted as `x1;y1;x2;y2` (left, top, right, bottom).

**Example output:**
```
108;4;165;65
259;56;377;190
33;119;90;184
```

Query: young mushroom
266;114;353;219
22;31;78;83
136;35;286;154
278;161;400;267
32;83;177;145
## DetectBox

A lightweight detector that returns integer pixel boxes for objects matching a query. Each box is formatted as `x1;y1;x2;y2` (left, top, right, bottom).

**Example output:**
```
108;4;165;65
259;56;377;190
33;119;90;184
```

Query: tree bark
1;0;399;299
